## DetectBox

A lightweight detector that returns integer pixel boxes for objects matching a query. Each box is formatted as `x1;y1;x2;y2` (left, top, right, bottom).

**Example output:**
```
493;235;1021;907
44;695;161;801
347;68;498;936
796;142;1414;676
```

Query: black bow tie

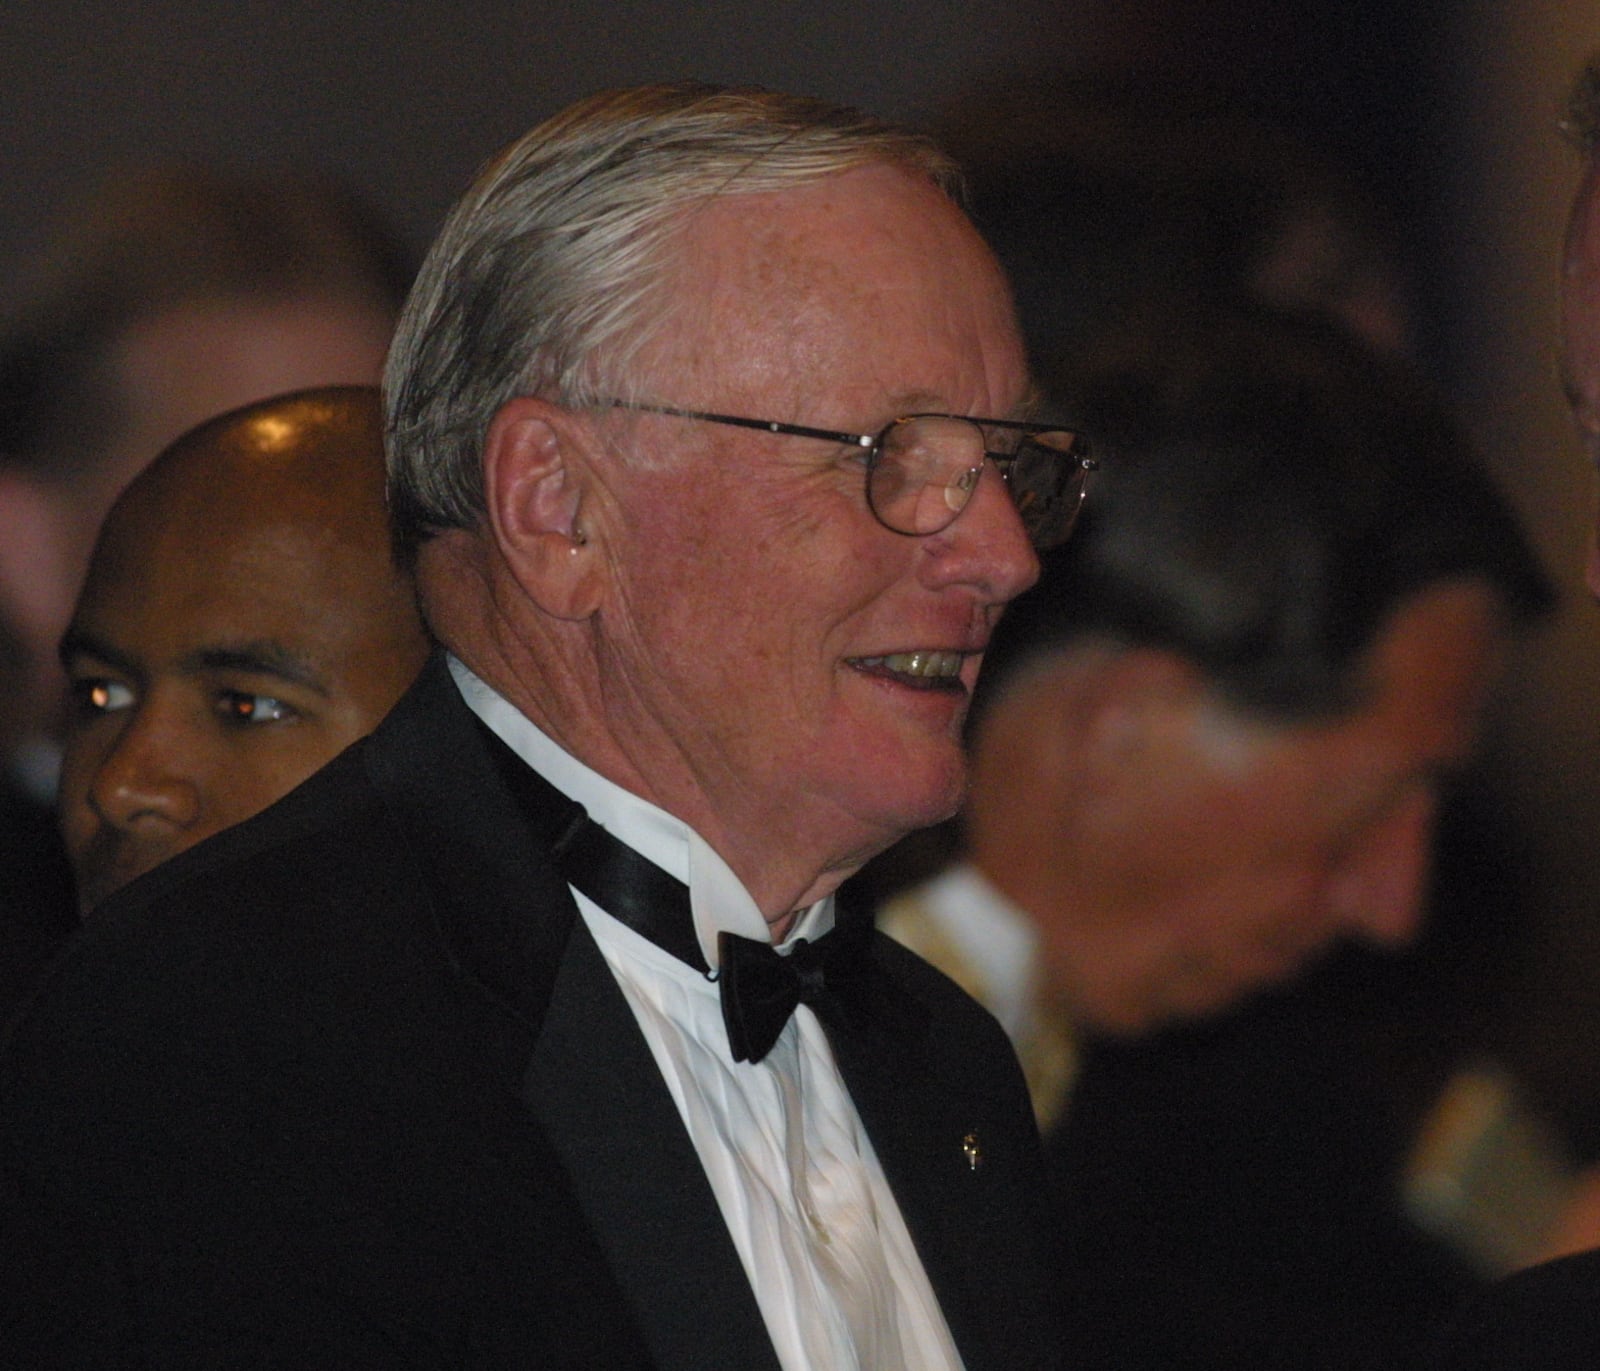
717;930;864;1064
550;811;860;1064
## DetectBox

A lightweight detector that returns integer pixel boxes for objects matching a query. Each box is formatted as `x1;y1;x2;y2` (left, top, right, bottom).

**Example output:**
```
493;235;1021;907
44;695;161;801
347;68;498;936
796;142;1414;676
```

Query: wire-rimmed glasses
608;401;1096;549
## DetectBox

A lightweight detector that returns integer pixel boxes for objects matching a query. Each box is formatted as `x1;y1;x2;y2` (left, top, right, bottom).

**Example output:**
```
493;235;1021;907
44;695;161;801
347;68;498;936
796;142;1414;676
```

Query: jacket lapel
361;653;580;1036
364;655;780;1370
824;926;1059;1371
526;927;781;1371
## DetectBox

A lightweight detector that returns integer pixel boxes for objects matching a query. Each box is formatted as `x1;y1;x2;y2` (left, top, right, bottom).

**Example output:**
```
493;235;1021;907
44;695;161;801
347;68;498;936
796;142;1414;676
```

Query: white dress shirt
451;658;963;1371
880;864;1041;1043
879;863;1080;1131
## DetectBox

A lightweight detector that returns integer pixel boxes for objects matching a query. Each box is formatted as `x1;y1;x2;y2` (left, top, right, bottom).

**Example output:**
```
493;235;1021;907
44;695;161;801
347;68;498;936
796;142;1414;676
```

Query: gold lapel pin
962;1130;982;1172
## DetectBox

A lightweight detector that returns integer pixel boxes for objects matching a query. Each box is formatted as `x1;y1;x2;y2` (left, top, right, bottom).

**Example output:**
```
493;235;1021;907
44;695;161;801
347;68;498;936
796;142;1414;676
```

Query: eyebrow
58;627;137;676
180;641;331;697
58;628;329;699
880;385;1044;426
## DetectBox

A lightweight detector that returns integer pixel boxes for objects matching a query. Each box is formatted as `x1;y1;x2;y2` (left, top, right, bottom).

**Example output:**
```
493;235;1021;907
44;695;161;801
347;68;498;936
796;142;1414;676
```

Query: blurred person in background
0;167;409;1008
877;308;1556;1370
56;386;429;917
1422;49;1600;1371
844;83;1585;1367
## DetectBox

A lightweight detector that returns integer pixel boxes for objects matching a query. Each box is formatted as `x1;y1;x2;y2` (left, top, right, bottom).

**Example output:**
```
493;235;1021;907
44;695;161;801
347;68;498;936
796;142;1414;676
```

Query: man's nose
919;458;1039;603
88;707;204;835
1323;788;1437;949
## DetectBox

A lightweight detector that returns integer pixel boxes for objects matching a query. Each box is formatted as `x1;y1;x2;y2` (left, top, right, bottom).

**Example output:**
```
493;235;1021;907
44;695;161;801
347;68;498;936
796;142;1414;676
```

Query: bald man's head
58;386;431;913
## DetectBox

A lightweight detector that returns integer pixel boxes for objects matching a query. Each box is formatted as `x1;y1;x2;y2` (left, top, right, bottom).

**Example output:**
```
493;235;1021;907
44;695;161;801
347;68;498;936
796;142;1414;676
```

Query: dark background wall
2;0;1065;276
1;1;1440;307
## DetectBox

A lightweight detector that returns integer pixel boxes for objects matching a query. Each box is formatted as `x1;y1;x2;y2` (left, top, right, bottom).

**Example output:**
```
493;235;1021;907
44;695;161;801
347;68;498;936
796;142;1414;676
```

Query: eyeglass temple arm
611;401;875;449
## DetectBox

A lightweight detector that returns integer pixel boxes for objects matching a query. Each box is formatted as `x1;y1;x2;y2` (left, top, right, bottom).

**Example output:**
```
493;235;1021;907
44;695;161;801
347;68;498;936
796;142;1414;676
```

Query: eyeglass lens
868;416;1089;549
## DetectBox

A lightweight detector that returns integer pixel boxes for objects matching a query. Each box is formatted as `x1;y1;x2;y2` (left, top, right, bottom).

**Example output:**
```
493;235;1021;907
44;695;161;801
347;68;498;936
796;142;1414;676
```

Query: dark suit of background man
0;83;1080;1369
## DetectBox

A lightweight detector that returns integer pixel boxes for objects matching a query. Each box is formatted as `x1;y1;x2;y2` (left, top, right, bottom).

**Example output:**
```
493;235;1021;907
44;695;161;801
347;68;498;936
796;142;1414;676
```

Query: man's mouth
848;650;967;692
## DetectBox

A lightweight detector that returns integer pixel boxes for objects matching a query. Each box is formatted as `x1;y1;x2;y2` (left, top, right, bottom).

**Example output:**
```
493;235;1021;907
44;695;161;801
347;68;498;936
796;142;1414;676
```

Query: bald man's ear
482;397;604;621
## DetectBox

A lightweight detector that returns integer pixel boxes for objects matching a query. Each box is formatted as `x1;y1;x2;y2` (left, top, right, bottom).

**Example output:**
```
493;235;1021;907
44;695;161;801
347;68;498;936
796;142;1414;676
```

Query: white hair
383;82;959;562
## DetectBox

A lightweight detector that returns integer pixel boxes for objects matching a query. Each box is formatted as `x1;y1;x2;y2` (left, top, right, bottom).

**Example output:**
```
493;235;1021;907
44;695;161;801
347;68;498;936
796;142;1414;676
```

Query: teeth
867;651;963;678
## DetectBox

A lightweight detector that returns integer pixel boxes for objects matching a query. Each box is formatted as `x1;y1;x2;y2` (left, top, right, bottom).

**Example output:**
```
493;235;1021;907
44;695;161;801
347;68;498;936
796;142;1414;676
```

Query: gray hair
383;82;959;564
1564;56;1600;154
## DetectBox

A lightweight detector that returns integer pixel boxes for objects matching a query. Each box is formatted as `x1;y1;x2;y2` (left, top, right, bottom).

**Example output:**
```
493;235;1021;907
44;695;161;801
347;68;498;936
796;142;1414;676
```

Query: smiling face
999;580;1508;1034
57;395;430;913
1563;156;1600;599
579;164;1037;910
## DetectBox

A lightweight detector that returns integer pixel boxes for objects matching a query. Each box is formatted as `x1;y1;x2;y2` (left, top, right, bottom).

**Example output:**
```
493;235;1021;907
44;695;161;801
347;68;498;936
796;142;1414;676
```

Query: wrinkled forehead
643;164;1028;415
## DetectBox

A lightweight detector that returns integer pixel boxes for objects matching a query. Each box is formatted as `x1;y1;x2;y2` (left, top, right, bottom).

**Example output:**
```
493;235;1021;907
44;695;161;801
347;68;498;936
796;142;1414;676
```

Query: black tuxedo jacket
1424;1247;1600;1370
0;655;1059;1369
0;775;77;1025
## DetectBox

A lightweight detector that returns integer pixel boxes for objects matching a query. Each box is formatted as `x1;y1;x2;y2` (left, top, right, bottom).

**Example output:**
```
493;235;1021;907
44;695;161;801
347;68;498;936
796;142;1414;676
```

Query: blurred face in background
975;579;1509;1035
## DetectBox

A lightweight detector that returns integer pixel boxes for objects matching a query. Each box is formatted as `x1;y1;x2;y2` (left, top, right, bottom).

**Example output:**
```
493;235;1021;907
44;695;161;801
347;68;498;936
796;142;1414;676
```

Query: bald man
56;385;430;913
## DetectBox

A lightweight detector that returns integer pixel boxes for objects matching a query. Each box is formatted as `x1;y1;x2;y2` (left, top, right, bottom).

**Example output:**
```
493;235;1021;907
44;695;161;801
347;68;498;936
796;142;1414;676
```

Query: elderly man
56;386;430;915
0;85;1081;1368
1419;52;1600;1371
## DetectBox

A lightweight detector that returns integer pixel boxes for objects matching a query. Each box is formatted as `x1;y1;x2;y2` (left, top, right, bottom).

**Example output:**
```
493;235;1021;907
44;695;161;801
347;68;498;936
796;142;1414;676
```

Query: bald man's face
57;421;428;912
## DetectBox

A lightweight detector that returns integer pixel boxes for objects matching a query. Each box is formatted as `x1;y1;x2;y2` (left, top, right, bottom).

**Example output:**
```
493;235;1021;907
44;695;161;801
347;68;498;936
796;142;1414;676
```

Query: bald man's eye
69;677;135;717
215;691;296;727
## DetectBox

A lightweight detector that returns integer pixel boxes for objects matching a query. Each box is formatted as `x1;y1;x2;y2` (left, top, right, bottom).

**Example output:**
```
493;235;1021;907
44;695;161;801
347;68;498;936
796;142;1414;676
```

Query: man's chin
873;772;966;850
888;734;967;805
797;732;966;866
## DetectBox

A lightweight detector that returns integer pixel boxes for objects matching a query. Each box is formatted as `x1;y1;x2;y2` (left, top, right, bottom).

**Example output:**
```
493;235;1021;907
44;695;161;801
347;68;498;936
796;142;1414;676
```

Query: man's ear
481;396;605;621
